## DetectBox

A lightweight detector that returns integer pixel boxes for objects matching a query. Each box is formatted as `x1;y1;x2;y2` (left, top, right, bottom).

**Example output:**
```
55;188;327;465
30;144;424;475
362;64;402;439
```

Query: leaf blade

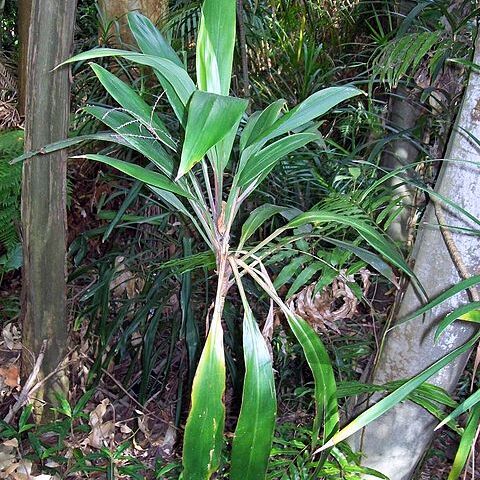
75;154;193;200
238;132;318;188
231;305;276;480
182;313;226;479
196;0;236;95
178;91;248;178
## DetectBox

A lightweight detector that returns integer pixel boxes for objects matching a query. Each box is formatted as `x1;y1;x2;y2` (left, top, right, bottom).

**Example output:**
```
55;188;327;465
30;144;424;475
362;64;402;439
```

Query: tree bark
100;0;168;45
21;0;76;420
381;87;421;243
355;34;480;480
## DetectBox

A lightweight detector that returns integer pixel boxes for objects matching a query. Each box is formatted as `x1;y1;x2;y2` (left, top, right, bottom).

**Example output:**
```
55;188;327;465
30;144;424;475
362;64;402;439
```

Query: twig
433;198;480;388
432;198;479;302
95;362;174;428
4;340;47;423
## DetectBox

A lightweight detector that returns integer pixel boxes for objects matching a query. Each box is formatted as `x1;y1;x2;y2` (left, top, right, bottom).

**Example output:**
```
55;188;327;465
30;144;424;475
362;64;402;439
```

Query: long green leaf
323;237;398;286
285;311;339;448
239;204;288;249
61;49;196;124
89;63;175;150
435;301;480;342
240;99;286;151
231;305;276;480
127;11;183;67
273;255;310;290
234;259;339;454
126;12;189;124
178;91;248;178
238;133;318;188
287;211;416;282
196;0;236;95
12;132;124;164
84;105;175;176
447;405;480;480
287;261;324;298
436;388;480;430
261;86;363;142
396;275;480;327
181;238;199;385
75;154;193;200
318;331;480;451
182;309;226;479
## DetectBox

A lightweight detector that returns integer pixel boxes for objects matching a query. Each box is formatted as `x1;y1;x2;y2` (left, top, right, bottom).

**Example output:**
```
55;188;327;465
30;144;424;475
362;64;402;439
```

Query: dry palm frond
287;269;370;333
0;60;17;93
0;57;21;130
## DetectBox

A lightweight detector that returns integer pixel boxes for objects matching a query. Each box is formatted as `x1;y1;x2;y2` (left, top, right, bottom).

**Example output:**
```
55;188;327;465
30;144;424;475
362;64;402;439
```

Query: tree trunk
17;0;32;116
380;0;422;243
100;0;168;45
355;35;480;480
380;87;421;243
21;0;76;420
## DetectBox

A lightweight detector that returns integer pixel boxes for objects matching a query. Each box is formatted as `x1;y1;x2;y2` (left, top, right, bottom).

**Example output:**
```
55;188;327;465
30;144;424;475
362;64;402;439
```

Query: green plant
54;1;430;478
0;129;23;274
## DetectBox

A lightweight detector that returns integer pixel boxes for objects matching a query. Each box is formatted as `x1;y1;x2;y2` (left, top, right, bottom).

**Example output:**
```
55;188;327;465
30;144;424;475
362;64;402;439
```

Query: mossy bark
21;0;76;421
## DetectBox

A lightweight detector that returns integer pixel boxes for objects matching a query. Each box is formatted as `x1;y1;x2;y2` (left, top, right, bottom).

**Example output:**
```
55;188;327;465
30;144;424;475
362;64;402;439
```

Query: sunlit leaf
182;311;226;479
318;330;480;451
397;275;480;327
436;388;480;430
196;0;236;95
178;91;248;179
435;301;480;342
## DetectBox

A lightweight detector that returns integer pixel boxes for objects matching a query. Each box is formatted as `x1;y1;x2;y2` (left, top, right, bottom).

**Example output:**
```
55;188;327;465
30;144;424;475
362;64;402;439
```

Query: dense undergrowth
0;0;479;479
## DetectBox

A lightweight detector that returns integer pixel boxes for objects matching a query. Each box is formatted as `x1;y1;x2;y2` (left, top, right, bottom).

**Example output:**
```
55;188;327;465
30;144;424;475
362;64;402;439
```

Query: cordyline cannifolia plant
58;0;418;478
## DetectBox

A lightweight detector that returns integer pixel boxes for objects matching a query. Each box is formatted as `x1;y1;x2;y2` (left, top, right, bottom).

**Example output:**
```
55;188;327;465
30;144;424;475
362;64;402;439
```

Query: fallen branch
4;339;47;423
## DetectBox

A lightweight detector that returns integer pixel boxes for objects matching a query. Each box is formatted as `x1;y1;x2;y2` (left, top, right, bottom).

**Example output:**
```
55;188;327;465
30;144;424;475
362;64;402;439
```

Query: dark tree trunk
21;0;76;420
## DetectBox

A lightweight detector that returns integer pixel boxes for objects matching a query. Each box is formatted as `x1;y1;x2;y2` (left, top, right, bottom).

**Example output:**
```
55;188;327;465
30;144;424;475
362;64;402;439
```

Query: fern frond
0;130;23;255
371;31;442;88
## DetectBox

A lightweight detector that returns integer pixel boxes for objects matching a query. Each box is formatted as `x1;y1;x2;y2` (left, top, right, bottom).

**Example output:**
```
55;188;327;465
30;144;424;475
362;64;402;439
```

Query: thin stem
235;258;290;317
202;160;216;216
229;257;249;307
238;226;288;261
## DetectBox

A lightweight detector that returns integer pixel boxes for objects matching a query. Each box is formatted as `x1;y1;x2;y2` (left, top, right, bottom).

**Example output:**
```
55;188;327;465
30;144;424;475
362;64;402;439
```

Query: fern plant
0;129;23;272
58;1;420;478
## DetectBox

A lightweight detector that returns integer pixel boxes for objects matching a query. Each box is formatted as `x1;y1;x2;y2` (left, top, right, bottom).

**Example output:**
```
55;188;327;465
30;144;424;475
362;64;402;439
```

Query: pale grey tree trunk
381;87;421;243
355;34;480;480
